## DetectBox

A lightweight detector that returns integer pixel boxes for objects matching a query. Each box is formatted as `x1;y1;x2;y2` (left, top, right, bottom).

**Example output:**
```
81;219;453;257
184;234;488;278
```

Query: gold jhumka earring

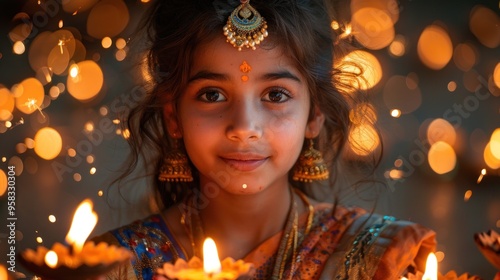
223;0;268;50
292;138;329;182
158;139;193;182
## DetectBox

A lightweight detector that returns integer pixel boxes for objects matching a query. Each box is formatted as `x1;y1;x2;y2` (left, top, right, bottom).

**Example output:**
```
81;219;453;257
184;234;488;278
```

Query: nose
225;98;263;142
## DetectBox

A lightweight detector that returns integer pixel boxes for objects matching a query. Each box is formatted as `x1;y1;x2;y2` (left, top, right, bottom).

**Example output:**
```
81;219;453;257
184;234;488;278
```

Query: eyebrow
187;70;302;84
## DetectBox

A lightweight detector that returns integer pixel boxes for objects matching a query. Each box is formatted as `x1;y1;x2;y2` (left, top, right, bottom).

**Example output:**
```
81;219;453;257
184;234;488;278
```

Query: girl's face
164;37;324;195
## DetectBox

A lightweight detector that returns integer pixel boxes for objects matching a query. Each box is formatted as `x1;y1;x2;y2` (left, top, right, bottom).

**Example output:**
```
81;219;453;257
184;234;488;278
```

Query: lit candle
203;238;222;275
65;199;98;254
422;253;438;280
156;238;254;279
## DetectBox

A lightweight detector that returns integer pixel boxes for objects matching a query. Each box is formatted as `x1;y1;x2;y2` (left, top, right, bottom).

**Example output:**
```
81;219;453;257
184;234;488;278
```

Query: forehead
191;36;297;75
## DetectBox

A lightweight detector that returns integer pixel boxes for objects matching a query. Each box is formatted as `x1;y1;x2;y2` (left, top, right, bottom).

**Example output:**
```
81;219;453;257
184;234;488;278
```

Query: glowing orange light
417;25;453;70
428;141;456;174
67;60;104;101
464;190;473;202
203;238;221;274
337;50;382;91
351;8;395;50
0;170;7;196
423;253;438;280
34;127;63;160
469;5;500;48
493;63;500;89
0;88;14;121
427;118;456;146
484;143;500;169
87;0;130;39
65;199;98;254
101;37;112;49
348;123;380;156
44;250;58;268
13;41;25;55
390;109;401;118
490;128;500;159
447;81;457;92
15;78;44;115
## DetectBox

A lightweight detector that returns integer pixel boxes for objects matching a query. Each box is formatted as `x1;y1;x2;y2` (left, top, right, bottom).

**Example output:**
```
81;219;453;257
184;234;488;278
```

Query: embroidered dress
93;203;435;280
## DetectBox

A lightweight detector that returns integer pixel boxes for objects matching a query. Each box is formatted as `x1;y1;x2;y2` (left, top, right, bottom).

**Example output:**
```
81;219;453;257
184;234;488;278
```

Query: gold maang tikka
292;139;329;182
223;0;268;51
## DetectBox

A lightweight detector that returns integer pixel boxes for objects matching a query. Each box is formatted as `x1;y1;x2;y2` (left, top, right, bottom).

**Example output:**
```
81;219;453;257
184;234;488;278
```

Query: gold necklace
180;188;314;279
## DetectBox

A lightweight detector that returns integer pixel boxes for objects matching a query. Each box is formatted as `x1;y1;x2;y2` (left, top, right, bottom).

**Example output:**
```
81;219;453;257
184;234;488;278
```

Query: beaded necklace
180;188;314;280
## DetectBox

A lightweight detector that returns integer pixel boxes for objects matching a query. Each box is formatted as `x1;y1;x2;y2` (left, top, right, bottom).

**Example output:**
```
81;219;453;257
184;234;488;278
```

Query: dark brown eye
198;89;226;102
263;88;291;103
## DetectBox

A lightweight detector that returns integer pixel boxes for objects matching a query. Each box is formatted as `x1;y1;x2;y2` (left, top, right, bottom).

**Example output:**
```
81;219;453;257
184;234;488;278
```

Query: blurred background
0;0;499;278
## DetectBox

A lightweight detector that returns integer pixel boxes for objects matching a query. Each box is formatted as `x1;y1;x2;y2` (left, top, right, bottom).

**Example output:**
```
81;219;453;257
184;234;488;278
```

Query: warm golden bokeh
8;156;23;176
494;62;500;89
351;7;395;50
67;60;104;101
427;118;457;146
417;25;453;70
13;41;26;55
87;0;130;39
47;45;70;75
350;0;400;24
383;75;422;114
340;50;382;90
0;170;6;197
116;38;127;49
62;0;99;13
489;128;500;160
101;37;112;49
34;127;63;160
484;142;500;169
14;77;45;114
469;5;500;48
0;87;14;121
447;81;457;92
8;13;32;42
428;141;457;174
348;123;380;156
389;36;405;57
349;102;378;125
453;43;477;72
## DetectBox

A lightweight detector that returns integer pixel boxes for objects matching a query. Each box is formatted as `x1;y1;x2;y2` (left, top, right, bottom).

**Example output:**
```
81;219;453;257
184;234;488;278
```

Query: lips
220;153;268;171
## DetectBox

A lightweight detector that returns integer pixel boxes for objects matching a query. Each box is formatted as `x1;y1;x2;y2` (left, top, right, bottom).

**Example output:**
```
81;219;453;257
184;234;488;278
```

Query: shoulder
327;213;436;279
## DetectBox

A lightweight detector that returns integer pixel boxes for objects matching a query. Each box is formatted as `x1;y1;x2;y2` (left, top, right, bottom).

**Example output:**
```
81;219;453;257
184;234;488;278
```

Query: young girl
93;0;436;279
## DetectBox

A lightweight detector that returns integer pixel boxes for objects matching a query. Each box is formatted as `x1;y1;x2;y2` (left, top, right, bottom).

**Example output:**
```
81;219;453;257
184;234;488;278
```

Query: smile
220;155;268;171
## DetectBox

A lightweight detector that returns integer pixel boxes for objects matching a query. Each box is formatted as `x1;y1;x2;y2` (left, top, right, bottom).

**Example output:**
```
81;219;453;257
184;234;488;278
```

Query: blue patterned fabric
110;214;186;280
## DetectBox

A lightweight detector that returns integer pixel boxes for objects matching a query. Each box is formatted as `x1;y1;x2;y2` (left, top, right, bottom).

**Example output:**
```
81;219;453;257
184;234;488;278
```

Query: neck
196;182;292;259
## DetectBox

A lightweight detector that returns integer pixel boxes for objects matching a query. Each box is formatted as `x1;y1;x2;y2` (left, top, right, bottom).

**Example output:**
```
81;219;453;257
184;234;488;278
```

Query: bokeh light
101;37;112;49
9;13;32;42
348;123;380;156
489;128;500;160
337;50;382;91
464;190;473;202
417;25;453;70
484;142;500;169
494;62;500;89
0;87;14;121
87;0;130;39
14;77;45;114
427;118;457;146
48;215;56;223
63;0;99;13
350;0;399;24
453;43;477;72
34;127;63;160
351;7;395;50
67;60;104;101
8;156;24;176
13;41;26;55
428;141;457;174
0;170;6;196
447;81;457;92
469;5;500;48
389;35;406;57
116;38;127;49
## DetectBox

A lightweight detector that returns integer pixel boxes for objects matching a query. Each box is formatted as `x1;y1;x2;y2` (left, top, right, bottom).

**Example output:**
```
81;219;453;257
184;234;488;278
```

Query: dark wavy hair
119;0;380;210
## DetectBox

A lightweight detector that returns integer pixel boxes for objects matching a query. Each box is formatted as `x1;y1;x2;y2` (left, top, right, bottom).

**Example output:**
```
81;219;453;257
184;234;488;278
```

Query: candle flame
44;250;58;268
203;238;221;275
65;199;98;254
422;252;438;280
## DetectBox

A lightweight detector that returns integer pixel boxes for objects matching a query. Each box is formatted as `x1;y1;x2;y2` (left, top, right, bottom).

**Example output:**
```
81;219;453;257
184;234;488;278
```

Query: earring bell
292;139;329;182
158;140;193;182
223;0;268;50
